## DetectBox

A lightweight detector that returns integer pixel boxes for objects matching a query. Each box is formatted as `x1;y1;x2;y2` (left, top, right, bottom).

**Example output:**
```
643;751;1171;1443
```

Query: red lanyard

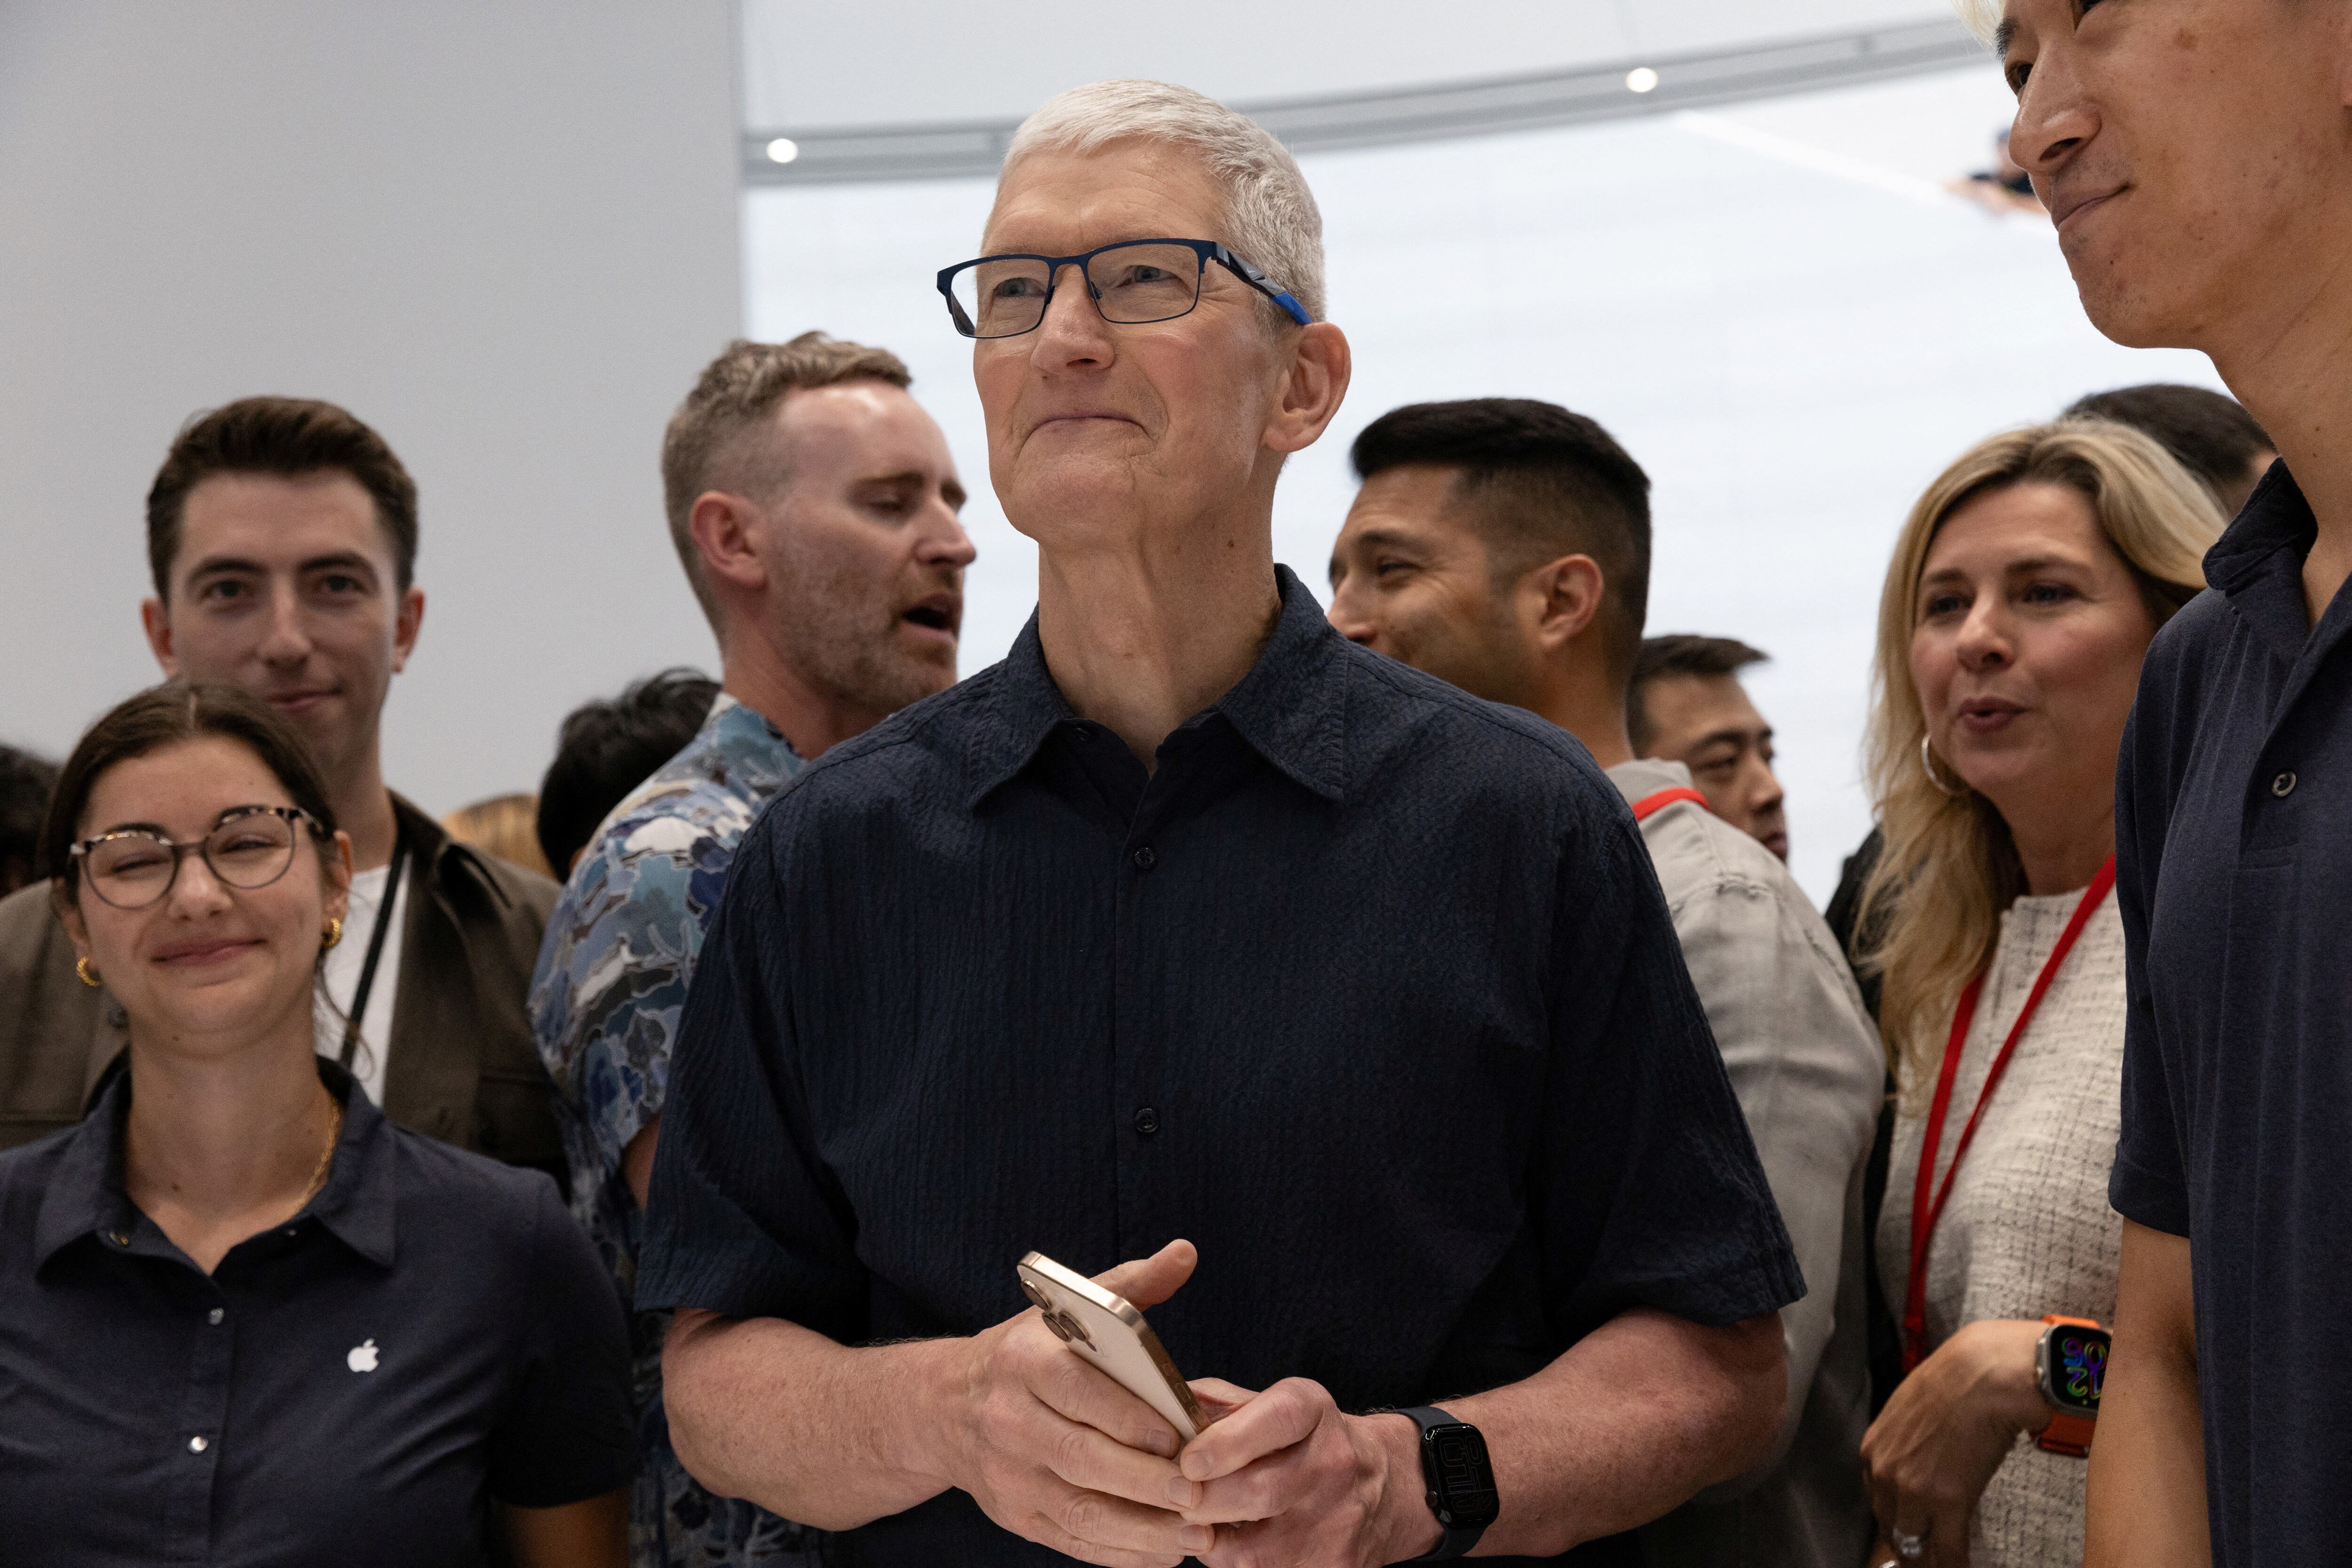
1901;855;2116;1372
1631;786;1708;822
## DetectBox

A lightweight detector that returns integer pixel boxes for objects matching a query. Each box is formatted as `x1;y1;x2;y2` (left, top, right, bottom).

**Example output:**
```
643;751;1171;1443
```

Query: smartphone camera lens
1041;1311;1074;1343
1021;1280;1054;1313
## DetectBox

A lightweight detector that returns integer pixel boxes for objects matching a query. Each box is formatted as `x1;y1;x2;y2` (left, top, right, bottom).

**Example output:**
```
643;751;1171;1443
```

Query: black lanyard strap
339;834;409;1069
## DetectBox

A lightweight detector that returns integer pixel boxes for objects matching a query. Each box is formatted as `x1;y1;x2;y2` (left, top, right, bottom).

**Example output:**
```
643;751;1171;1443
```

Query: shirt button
1132;845;1157;871
1133;1106;1160;1136
2273;770;2298;797
187;1435;209;1454
107;1232;128;1247
207;1307;224;1326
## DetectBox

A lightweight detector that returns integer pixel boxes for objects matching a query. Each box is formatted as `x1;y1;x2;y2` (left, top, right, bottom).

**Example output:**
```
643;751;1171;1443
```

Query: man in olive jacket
0;397;563;1183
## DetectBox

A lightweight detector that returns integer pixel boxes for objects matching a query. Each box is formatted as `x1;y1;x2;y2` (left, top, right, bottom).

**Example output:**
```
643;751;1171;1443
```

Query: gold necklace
300;1097;345;1206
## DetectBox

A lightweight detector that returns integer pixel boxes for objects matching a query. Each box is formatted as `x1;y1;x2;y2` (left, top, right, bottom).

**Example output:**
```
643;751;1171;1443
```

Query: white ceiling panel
740;0;1960;129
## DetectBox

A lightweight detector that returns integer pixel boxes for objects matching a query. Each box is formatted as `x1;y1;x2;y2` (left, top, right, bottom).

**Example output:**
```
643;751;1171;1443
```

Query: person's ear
141;596;179;678
1264;323;1352;457
1525;553;1607;654
324;831;354;926
54;882;93;966
689;492;772;594
390;586;426;675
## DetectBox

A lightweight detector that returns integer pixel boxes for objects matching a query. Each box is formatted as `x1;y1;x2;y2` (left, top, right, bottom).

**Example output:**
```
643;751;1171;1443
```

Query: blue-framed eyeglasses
937;238;1311;340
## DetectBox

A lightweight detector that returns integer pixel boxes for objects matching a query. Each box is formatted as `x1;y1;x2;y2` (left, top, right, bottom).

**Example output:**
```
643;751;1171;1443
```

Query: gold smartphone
1017;1251;1206;1442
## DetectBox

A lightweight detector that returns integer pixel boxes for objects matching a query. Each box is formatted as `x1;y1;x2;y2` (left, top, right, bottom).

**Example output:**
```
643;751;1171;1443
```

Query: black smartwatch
1388;1404;1499;1562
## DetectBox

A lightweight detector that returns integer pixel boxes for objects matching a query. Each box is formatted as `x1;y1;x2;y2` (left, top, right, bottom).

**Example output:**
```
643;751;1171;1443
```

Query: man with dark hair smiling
1330;396;1882;1568
1994;2;2352;1563
0;397;561;1177
642;84;1799;1568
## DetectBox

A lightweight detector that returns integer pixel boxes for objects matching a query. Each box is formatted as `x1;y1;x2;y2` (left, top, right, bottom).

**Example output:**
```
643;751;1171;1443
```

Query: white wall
0;1;741;815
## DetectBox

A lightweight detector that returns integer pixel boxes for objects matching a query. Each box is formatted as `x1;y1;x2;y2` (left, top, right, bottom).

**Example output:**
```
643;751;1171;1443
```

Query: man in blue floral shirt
531;333;974;1566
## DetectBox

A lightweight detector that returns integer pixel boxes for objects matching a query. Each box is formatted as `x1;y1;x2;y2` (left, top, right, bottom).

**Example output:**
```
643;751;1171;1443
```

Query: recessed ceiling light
1625;67;1660;94
765;137;800;164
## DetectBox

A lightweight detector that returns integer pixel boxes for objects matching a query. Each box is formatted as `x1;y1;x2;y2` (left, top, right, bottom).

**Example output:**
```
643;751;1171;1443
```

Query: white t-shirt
315;860;407;1106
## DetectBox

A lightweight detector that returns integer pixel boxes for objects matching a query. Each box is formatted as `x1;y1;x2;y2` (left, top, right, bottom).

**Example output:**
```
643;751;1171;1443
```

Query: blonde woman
1855;422;2222;1568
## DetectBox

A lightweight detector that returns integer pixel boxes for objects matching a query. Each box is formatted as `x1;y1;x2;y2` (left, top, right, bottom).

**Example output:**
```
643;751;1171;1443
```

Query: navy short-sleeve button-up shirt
2114;464;2352;1567
0;1059;634;1566
641;566;1801;1566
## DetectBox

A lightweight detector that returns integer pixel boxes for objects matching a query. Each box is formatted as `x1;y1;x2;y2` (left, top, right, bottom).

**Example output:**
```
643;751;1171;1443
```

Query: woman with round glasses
0;682;632;1567
1852;423;2221;1568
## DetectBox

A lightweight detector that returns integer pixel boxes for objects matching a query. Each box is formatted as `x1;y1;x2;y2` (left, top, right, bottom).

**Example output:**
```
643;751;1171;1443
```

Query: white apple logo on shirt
348;1339;379;1373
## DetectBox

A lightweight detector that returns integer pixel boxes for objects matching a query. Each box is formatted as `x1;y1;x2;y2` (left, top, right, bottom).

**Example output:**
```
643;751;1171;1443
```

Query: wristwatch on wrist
2034;1315;2109;1457
1385;1405;1499;1562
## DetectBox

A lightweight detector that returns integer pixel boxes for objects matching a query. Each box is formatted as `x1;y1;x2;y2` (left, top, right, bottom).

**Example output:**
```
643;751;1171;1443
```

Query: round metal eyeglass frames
70;805;321;910
937;238;1311;340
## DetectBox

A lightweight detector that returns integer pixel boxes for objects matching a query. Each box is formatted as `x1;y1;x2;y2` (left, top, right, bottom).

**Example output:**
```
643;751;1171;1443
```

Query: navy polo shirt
2114;464;2352;1564
0;1059;634;1566
641;566;1802;1567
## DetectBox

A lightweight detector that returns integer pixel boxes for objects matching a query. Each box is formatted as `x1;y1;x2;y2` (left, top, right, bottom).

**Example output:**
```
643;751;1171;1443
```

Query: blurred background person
440;792;553;878
1330;396;1882;1568
2063;383;2276;522
532;333;970;1568
0;746;58;900
0;681;631;1566
1630;633;1789;861
1951;127;2046;217
533;668;720;877
0;399;565;1188
1853;422;2221;1568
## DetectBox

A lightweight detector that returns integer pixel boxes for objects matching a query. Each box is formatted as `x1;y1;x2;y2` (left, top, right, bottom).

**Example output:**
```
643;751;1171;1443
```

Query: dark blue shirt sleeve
1538;792;1805;1334
486;1176;639;1507
636;801;871;1340
2109;672;2193;1237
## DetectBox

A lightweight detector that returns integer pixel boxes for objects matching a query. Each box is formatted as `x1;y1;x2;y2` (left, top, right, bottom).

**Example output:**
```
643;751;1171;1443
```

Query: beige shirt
1610;760;1884;1568
1877;887;2126;1568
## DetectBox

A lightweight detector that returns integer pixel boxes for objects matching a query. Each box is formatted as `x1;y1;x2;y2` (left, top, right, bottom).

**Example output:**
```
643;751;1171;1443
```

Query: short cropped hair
536;666;720;874
147;397;420;599
2062;384;2273;510
1628;635;1769;752
661;334;913;624
1003;80;1326;325
1350;398;1653;679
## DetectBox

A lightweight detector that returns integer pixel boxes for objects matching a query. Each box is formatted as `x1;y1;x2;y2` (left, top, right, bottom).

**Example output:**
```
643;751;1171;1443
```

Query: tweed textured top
1878;889;2125;1568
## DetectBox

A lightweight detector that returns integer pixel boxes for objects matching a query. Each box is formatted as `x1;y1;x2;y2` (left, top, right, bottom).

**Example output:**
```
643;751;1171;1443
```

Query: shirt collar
967;564;1351;808
33;1056;398;1273
2202;461;2324;666
703;692;804;787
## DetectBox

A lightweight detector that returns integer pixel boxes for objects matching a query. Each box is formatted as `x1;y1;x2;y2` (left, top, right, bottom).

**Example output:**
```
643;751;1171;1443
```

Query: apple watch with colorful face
2034;1315;2109;1457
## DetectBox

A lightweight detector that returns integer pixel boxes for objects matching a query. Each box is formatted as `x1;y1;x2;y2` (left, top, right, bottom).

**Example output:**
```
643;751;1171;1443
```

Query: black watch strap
1389;1404;1494;1562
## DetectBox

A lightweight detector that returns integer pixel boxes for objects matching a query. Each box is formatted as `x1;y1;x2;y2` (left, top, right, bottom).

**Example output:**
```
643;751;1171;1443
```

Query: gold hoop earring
76;956;102;988
322;918;343;951
1920;733;1967;799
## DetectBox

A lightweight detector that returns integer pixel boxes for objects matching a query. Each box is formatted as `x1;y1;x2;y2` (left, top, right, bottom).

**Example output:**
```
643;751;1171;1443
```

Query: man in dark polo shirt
640;80;1799;1568
2000;3;2352;1563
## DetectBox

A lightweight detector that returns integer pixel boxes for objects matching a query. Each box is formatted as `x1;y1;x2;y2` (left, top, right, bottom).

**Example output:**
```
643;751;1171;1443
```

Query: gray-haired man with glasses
642;79;1798;1568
